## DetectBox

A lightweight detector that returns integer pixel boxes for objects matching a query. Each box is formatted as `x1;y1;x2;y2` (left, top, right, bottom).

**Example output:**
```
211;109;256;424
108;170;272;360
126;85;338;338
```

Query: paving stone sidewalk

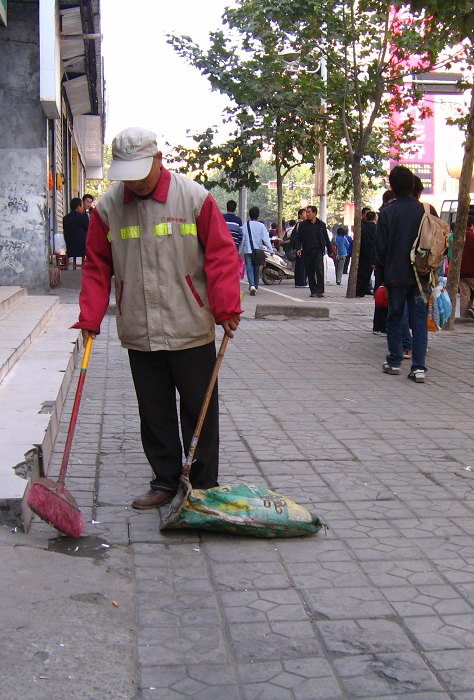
29;280;474;699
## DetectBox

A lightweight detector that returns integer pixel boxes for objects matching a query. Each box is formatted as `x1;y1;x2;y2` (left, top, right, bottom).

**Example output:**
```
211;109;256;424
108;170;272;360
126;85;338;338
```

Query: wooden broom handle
181;334;229;478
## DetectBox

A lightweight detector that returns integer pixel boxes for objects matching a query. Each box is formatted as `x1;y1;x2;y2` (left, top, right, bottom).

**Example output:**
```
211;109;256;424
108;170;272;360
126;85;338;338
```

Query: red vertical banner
388;7;435;193
389;98;435;193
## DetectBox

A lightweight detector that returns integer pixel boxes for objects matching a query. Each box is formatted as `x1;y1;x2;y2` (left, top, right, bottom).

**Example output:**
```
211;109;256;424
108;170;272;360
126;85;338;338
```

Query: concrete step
0;285;27;319
0;291;60;384
0;289;81;529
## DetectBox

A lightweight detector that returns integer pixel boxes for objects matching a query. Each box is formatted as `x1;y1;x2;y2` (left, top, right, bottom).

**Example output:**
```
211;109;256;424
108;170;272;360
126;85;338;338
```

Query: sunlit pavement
13;268;474;699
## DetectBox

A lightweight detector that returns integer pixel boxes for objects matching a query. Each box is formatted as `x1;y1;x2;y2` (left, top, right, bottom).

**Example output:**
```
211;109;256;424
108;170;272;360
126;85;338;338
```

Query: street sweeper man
73;127;242;510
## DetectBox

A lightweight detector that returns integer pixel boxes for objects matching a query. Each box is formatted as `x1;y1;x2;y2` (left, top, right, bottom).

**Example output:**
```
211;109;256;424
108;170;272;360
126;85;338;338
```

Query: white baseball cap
108;127;159;181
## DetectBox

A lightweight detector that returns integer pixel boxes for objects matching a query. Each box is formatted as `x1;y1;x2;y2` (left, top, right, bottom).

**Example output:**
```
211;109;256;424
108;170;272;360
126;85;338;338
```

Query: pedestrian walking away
375;165;429;383
73;127;242;510
332;226;350;285
241;206;273;295
295;205;332;297
223;199;243;251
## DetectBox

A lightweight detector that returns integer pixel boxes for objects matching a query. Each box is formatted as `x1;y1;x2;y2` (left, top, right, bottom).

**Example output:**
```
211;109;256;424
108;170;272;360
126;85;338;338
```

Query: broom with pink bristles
27;336;94;538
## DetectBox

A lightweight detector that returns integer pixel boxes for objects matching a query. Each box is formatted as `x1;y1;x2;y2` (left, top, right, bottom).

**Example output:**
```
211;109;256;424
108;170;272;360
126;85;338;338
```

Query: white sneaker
408;369;425;383
249;286;256;296
382;363;400;375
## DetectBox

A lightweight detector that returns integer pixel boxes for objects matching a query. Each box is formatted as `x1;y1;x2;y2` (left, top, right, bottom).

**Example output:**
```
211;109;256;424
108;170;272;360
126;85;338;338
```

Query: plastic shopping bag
374;284;389;308
436;277;452;328
429;278;452;331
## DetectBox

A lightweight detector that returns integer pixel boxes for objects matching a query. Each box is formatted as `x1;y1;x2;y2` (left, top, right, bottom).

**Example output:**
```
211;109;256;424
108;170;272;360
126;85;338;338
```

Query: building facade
0;0;104;288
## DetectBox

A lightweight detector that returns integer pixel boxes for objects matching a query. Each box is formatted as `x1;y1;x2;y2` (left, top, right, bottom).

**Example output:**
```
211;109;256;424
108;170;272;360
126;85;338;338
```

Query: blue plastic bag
431;277;451;330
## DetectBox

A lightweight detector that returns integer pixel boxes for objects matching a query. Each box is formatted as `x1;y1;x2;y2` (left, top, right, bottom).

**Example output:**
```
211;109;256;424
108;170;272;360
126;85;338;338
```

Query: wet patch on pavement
48;534;111;559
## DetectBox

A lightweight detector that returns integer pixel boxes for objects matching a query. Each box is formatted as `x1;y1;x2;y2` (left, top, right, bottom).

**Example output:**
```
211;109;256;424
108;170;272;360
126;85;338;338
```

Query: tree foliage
168;0;463;295
167;3;323;231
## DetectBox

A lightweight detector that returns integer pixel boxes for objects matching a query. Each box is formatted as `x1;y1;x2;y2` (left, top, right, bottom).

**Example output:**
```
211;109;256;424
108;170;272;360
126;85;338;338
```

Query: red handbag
374;284;389;308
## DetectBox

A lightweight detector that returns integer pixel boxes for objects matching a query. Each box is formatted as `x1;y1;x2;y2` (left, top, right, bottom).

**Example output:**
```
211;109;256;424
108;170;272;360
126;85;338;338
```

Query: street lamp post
281;51;328;221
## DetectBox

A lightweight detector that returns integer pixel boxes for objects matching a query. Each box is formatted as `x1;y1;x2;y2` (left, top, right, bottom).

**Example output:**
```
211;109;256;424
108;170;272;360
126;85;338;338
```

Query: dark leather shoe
131;489;175;510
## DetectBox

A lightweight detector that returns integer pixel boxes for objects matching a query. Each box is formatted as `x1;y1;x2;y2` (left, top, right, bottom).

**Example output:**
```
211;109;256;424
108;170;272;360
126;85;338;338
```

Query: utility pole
314;55;327;222
239;186;248;225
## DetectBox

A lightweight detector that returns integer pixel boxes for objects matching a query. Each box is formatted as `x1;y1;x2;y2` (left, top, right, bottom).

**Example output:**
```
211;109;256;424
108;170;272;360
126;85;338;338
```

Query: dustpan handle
57;336;94;487
181;333;229;479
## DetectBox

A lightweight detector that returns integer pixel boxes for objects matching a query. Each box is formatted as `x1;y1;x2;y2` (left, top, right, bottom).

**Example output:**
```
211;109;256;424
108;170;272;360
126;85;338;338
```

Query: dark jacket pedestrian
290;208;308;287
223;200;243;250
375;196;424;288
356;213;377;296
295;205;332;297
375;165;427;381
63;198;89;258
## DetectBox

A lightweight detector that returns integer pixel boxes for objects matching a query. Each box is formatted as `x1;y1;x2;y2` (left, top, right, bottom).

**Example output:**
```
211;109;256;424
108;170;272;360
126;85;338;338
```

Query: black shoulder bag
247;222;266;266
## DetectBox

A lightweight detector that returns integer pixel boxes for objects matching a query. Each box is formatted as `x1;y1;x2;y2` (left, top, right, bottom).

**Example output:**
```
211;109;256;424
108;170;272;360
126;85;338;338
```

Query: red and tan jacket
73;168;242;351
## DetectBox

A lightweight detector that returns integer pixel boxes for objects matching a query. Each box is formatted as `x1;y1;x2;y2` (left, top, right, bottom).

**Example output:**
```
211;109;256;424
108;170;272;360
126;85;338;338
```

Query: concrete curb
255;303;329;319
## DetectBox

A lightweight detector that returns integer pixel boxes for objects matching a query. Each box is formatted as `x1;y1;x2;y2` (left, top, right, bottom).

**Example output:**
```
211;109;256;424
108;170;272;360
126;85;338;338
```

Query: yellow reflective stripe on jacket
120;226;140;239
153;223;172;236
179;223;197;237
106;231;113;242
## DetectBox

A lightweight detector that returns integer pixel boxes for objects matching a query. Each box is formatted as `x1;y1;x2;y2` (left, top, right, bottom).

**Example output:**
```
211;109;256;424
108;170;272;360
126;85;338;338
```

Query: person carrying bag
242;206;273;295
248;223;266;267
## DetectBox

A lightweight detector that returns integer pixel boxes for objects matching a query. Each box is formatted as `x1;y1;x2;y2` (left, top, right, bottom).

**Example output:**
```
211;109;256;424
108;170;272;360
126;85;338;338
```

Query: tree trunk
346;157;362;298
445;84;474;330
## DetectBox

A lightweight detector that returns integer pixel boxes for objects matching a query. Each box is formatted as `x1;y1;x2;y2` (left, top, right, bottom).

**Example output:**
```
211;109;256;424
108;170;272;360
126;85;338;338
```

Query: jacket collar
123;167;171;204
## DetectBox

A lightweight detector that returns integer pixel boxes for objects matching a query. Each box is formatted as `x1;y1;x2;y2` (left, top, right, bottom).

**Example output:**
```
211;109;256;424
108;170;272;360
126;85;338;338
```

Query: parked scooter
261;250;295;285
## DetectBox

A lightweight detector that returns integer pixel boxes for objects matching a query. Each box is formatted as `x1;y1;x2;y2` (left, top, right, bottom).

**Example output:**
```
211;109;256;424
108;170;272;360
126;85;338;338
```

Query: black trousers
303;249;325;294
373;271;388;332
294;255;307;286
356;260;373;296
128;342;219;492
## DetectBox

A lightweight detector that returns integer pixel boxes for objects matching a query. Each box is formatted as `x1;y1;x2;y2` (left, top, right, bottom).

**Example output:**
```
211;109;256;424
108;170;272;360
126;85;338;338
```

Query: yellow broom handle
82;336;93;371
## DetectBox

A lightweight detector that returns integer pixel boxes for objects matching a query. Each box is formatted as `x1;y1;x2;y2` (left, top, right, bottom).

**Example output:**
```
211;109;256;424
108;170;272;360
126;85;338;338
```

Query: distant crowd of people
221;167;474;385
